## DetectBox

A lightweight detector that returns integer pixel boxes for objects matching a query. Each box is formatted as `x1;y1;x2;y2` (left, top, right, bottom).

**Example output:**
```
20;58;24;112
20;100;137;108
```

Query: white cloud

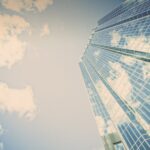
40;24;50;37
0;83;37;120
128;99;140;109
1;0;53;12
110;31;121;46
96;80;128;126
106;121;116;134
34;0;53;12
121;56;137;65
108;62;132;100
95;116;106;136
124;35;150;53
110;30;150;53
0;14;30;68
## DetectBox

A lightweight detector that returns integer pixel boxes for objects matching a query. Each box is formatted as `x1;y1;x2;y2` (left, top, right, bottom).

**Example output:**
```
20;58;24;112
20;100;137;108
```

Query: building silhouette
80;0;150;149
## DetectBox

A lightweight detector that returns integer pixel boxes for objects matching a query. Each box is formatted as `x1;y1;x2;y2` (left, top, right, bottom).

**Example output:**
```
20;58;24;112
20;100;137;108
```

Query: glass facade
80;0;150;150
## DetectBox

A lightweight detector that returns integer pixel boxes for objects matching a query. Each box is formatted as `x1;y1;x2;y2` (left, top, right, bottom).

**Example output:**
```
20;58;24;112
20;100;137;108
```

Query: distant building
79;0;150;149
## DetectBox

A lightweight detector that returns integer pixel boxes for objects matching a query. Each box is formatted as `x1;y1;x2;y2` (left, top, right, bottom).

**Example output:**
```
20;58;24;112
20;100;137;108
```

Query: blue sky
0;0;122;150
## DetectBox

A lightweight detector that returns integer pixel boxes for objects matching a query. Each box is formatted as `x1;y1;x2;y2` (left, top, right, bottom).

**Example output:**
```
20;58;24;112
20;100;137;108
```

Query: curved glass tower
79;0;150;149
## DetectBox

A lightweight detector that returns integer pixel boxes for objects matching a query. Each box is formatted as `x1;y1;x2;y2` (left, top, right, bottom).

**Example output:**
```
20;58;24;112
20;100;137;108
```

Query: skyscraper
80;0;150;149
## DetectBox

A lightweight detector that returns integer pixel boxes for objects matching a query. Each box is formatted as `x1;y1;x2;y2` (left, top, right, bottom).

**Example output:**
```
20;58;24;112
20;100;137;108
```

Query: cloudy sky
0;0;122;150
